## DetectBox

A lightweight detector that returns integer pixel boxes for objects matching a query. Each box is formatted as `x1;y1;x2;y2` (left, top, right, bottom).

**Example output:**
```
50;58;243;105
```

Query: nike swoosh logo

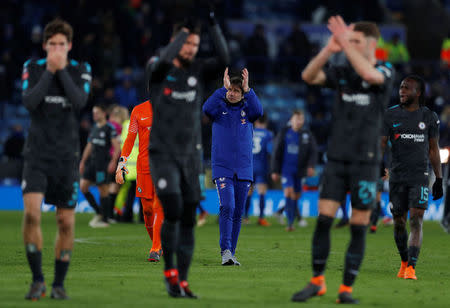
222;112;227;115
141;117;149;120
393;123;402;127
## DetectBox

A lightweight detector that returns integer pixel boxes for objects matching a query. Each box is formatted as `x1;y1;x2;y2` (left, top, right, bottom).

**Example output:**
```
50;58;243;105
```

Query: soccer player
244;114;273;226
203;68;263;265
381;75;443;279
146;14;229;297
115;100;164;262
293;16;395;304
271;110;317;231
79;103;120;227
21;19;91;300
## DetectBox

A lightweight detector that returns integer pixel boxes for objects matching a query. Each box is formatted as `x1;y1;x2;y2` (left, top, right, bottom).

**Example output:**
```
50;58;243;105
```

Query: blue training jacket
203;87;263;182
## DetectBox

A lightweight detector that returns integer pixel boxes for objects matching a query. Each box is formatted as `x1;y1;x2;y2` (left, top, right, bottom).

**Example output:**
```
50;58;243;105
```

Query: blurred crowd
1;0;449;180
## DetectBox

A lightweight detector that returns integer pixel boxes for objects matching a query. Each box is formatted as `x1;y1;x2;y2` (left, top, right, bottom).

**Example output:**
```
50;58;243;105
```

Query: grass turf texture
0;211;449;307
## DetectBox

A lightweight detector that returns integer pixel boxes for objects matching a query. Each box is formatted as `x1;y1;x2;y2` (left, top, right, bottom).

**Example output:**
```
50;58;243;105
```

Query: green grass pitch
1;211;449;307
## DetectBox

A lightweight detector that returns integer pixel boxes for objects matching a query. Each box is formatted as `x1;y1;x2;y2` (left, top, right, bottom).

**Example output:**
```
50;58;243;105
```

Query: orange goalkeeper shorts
136;172;155;200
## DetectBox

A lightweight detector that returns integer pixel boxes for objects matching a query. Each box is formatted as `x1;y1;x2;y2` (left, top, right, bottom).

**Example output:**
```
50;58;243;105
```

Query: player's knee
56;214;74;235
409;215;422;230
159;194;183;222
24;212;40;226
393;216;407;230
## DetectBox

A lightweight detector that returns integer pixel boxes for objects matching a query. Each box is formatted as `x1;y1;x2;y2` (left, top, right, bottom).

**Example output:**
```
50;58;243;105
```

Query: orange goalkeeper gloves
115;156;129;184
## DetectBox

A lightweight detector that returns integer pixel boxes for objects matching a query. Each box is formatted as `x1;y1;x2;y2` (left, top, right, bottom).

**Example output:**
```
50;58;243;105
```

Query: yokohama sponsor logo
171;90;196;102
394;133;425;142
341;93;370;106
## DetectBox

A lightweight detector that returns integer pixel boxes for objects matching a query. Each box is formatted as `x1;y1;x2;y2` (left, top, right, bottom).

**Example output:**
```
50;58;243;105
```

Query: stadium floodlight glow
440;148;449;164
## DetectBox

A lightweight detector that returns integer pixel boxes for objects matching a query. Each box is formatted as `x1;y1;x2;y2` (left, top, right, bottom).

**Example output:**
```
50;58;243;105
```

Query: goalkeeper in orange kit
115;100;164;262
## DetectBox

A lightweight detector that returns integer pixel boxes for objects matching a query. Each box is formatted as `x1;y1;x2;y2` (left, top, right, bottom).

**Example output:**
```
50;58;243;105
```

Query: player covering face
21;18;91;300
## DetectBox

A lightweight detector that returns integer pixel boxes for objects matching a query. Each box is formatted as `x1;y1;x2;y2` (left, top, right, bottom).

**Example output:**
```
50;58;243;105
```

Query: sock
25;244;44;282
341;203;349;221
370;201;381;227
177;225;194;281
407;246;420;268
159;194;183;271
277;206;285;215
285;198;295;226
244;197;251;218
312;215;334;276
394;227;409;262
343;225;367;286
141;198;154;241
100;197;110;222
152;199;164;252
109;193;118;218
84;191;100;214
259;194;266;219
295;201;302;221
52;250;71;287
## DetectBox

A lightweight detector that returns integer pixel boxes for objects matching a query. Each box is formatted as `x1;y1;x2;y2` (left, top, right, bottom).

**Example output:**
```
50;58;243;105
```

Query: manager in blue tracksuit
203;68;263;266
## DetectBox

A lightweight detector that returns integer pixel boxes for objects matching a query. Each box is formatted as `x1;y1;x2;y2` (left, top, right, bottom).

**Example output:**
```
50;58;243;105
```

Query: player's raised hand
223;67;231;89
242;68;250;93
325;35;342;53
432;178;443;200
327;15;354;46
46;51;59;73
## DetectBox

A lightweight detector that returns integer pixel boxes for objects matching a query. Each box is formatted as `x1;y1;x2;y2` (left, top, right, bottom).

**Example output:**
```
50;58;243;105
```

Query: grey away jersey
22;58;91;169
324;61;395;164
383;105;440;184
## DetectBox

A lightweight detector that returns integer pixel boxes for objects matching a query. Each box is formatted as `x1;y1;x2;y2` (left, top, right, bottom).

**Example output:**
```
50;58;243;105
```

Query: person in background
271;110;317;231
243;114;273;226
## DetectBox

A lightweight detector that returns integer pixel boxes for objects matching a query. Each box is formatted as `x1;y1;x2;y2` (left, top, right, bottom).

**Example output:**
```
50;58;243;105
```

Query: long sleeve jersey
203;87;263;181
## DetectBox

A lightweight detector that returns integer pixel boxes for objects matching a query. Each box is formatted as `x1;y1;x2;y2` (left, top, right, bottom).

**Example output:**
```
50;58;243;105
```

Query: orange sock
338;284;353;294
141;198;154;241
151;196;164;252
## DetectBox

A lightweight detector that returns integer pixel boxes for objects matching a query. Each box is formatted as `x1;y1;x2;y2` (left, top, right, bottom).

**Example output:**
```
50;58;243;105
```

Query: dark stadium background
0;0;449;213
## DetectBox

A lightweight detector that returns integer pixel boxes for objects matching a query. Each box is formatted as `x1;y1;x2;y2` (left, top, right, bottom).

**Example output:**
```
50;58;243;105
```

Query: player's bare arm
301;36;339;85
429;137;443;200
328;15;385;85
108;137;121;174
79;142;93;175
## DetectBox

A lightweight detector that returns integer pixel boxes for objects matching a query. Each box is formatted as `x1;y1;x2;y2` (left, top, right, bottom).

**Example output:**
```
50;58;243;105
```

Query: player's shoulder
421;106;440;122
106;122;117;131
23;58;47;69
386;104;401;113
68;59;92;74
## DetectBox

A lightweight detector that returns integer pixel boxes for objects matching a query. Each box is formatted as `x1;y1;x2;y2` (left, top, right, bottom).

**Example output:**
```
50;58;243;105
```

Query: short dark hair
43;19;73;43
292;109;304;116
353;21;380;40
172;20;201;37
93;103;108;112
405;75;426;106
229;76;244;94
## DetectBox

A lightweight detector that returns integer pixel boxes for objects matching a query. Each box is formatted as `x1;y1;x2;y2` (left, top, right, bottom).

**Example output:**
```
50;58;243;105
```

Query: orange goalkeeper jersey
121;100;152;174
